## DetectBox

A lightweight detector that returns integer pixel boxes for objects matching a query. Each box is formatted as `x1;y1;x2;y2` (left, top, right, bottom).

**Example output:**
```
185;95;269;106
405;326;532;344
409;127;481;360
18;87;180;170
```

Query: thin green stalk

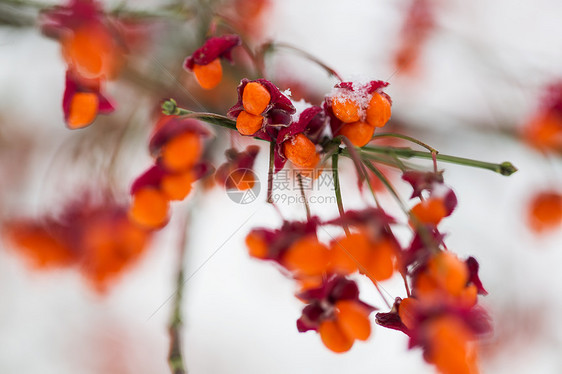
267;141;275;204
168;213;190;374
341;148;408;172
372;133;438;153
362;159;441;253
297;173;311;220
362;145;517;176
0;0;193;19
360;161;382;208
361;160;408;212
331;153;350;236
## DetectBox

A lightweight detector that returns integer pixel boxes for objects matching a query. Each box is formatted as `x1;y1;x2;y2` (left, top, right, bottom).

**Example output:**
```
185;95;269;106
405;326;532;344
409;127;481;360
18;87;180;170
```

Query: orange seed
236;110;264;135
242;81;271;115
337;121;375;147
161;132;202;172
62;23;119;80
410;198;447;226
246;231;268;259
398;297;419;329
427;251;469;296
192;58;223;90
329;231;371;274
128;187;169;228
283;235;330;276
364;239;396;282
366;92;391;128
161;171;195;201
283;133;319;168
67;92;99;129
319;319;354;353
336;300;372;341
332;97;361;123
527;191;562;233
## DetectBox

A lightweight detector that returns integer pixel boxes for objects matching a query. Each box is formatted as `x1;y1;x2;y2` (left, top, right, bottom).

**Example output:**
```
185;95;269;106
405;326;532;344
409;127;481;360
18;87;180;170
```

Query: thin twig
168;212;190;374
297;173;311;220
331;153;350;236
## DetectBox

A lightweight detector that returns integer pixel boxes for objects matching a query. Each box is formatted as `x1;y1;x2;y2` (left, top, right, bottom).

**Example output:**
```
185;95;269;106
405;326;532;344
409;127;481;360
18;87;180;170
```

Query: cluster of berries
377;251;490;374
243;166;491;374
128;115;211;229
224;78;392;174
245;215;381;353
326;81;392;147
4;196;151;292
183;36;392;177
40;0;125;129
522;83;562;233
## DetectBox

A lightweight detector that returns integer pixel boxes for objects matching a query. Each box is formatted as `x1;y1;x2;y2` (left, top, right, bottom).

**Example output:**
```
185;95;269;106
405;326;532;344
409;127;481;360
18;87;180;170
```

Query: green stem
360;161;381;208
162;100;274;142
332;153;350;236
267;142;275;204
372;133;438;154
0;0;46;10
297;173;311;220
161;101;518;177
168;213;190;374
361;159;408;212
362;145;517;176
0;0;193;19
341;148;408;172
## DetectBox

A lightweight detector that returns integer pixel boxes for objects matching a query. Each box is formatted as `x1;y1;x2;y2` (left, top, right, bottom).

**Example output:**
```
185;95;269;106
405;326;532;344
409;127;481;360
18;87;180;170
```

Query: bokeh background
1;0;562;373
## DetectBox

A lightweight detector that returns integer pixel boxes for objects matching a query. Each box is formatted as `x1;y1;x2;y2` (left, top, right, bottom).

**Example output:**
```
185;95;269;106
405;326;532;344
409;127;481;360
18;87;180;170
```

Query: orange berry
62;23;120;80
295;275;324;293
81;216;149;290
523;112;562;152
318;319;354;353
528;191;562;232
283;235;330;276
192;58;223;90
283;133;319;168
410;198;447;226
128;187;169;228
427;251;469;296
67;92;99;129
236;110;264;135
398;297;419;329
161;171;195;200
335;300;372;341
332;97;361;123
415;272;439;301
242;81;271;115
161;132;202;172
425;316;477;374
246;231;268;259
4;223;75;268
366;92;391;128
364;239;396;282
329;231;370;274
338;121;375;147
459;284;478;308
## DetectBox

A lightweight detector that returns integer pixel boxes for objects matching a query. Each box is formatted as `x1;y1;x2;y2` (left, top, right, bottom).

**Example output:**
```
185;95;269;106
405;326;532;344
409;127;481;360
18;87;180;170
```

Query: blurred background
1;0;561;373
